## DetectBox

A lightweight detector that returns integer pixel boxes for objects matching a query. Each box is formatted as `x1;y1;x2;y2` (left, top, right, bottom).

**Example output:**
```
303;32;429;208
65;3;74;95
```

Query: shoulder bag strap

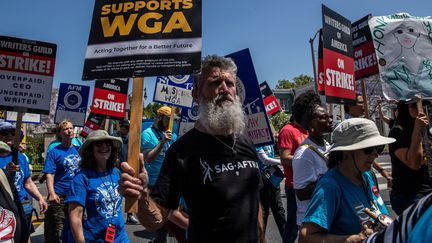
301;144;328;163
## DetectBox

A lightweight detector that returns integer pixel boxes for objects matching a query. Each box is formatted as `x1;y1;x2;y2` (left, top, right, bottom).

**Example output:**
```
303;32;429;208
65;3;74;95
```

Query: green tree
275;75;313;89
142;102;163;119
292;74;313;87
275;79;294;89
270;111;291;133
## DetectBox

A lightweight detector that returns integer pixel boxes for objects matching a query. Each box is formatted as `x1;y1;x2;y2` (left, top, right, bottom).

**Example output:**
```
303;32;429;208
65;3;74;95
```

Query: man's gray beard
198;95;246;135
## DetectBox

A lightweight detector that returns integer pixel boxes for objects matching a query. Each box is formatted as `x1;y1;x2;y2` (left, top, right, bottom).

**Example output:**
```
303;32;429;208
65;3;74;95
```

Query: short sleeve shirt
43;145;80;196
151;128;261;243
278;123;308;187
303;168;389;235
389;126;432;195
65;168;129;243
140;126;177;186
292;138;330;225
0;152;31;212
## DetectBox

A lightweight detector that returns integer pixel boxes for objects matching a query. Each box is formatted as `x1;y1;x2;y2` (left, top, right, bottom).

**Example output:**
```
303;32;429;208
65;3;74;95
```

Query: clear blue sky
1;0;431;106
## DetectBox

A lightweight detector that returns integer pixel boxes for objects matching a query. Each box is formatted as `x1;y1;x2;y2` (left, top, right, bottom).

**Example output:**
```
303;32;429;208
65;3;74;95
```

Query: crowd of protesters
0;55;431;243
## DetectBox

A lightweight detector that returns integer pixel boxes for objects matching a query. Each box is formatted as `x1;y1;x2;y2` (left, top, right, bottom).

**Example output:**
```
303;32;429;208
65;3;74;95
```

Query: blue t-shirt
303;167;389;235
42;145;80;196
0;152;32;213
47;137;83;152
64;168;128;243
141;127;177;186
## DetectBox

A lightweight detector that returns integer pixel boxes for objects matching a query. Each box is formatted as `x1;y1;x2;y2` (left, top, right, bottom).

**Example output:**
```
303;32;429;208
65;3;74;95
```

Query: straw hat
79;130;122;156
157;106;171;117
328;118;395;153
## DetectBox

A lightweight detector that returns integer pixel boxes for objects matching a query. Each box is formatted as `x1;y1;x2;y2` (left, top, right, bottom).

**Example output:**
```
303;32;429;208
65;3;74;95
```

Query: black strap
301;144;328;162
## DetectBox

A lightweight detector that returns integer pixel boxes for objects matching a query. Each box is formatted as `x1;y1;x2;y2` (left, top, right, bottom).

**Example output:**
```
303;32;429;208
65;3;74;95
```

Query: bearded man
119;55;263;243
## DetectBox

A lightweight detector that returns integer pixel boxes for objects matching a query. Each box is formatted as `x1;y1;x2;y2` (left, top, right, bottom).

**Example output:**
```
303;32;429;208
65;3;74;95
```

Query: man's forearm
144;141;166;163
25;178;44;201
45;174;56;195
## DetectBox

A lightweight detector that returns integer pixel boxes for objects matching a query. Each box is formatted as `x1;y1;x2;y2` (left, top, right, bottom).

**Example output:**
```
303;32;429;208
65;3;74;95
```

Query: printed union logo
64;91;82;110
187;103;199;120
168;75;190;84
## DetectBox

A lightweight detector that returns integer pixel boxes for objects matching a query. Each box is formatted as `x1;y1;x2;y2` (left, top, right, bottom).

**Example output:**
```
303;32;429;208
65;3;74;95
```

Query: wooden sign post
415;94;424;112
361;80;370;119
11;111;24;165
124;76;144;213
168;107;176;132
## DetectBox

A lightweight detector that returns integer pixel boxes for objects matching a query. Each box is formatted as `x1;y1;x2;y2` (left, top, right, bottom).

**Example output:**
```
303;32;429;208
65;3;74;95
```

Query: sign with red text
352;14;378;80
0;36;57;114
82;0;202;80
80;113;104;138
259;81;280;116
91;79;129;119
322;5;356;104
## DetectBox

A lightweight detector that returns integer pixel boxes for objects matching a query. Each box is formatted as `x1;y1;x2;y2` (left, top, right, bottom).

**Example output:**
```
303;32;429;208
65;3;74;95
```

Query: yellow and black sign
83;0;202;80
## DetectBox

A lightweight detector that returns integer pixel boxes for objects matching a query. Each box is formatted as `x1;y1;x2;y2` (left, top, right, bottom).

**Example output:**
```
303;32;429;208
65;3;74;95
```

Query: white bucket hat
328;118;395;153
79;130;122;156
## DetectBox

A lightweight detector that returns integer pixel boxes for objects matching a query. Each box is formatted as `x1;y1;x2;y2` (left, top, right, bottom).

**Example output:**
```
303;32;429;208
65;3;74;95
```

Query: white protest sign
5;111;41;124
153;75;193;108
0;36;56;114
369;13;432;100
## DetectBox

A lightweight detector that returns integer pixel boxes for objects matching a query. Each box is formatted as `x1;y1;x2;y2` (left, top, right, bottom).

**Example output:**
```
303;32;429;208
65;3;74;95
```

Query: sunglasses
0;130;15;136
93;140;113;147
363;145;385;155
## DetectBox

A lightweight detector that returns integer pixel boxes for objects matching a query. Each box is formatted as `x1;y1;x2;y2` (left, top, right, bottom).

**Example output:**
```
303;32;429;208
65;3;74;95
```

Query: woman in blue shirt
65;130;129;243
299;118;395;243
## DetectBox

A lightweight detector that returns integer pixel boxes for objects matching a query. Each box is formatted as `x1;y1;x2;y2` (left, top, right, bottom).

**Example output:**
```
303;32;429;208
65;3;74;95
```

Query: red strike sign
91;88;127;119
263;95;281;116
323;48;355;101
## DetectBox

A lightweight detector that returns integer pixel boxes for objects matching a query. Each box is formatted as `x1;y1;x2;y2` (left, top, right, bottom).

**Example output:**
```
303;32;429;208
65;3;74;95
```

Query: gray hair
193;55;238;92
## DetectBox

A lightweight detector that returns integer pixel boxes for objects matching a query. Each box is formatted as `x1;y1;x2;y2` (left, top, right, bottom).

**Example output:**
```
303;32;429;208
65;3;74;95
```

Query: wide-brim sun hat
0;141;11;153
79;130;122;156
328;118;395;153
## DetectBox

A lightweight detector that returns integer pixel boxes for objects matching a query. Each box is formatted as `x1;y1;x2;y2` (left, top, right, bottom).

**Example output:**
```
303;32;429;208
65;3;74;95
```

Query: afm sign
101;12;192;37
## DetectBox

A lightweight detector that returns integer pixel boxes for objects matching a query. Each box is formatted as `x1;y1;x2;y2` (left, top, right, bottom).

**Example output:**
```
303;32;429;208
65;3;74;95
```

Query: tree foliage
275;74;313;89
270;111;291;133
142;102;164;119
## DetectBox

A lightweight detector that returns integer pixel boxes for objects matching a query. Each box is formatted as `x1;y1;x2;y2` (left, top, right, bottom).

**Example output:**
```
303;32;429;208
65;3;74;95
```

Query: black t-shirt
389;126;432;195
151;128;261;243
0;169;29;243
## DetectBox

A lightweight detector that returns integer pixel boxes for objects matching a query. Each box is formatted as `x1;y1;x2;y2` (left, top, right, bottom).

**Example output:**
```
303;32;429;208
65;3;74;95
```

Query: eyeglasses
93;140;113;147
362;145;384;155
0;130;15;136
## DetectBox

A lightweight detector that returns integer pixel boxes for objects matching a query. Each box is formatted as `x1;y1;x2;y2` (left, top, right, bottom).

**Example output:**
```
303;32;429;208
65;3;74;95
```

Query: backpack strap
301;144;328;163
